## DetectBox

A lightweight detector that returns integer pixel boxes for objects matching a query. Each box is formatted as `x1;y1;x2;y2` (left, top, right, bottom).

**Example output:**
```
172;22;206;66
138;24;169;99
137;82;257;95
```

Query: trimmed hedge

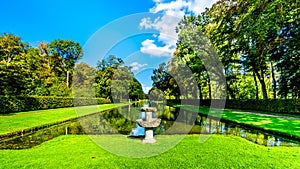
225;99;300;114
0;96;111;114
167;99;300;114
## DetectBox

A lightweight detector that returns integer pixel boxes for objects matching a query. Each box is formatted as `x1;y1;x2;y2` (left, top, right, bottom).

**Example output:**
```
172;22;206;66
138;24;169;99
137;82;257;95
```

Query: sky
0;0;217;93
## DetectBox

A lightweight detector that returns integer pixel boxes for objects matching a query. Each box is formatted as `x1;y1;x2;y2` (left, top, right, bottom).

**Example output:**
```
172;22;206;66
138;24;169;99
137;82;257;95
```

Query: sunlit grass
0;103;129;135
0;135;299;168
174;104;300;138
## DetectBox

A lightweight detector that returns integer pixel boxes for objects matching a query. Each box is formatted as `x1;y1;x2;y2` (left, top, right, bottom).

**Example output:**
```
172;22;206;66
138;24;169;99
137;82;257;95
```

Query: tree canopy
0;34;144;101
152;0;299;100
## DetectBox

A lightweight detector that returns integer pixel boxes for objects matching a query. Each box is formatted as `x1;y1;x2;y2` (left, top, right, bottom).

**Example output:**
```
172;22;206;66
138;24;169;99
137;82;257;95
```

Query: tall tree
129;78;144;101
201;0;299;99
49;39;83;88
0;33;29;95
175;15;226;99
72;62;97;97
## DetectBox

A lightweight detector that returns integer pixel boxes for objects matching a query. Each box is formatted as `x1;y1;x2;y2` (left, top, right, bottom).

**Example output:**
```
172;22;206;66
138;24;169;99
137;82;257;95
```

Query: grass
0;135;299;168
174;104;300;139
0;103;129;135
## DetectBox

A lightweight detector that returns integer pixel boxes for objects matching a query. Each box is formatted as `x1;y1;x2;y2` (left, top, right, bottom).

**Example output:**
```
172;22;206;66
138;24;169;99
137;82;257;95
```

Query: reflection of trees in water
131;100;147;107
0;120;85;149
80;107;139;135
2;104;299;149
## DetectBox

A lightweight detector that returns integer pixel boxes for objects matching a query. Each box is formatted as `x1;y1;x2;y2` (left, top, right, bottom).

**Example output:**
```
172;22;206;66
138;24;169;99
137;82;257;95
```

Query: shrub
0;96;111;114
167;99;300;114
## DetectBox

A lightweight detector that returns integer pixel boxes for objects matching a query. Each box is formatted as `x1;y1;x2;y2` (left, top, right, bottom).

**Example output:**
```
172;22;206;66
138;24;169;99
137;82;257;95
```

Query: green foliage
201;0;299;99
168;99;300;114
0;96;111;114
151;62;180;99
0;33;29;95
95;55;144;101
49;39;83;71
0;33;83;97
155;0;299;100
226;99;300;114
129;78;144;100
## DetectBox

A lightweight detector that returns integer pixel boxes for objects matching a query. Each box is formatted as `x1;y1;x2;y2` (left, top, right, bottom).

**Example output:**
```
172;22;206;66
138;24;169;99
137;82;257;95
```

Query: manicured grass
0;103;129;135
175;104;300;139
0;135;299;168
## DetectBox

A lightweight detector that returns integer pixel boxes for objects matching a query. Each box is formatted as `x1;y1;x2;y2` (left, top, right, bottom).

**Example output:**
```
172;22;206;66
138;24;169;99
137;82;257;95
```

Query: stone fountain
136;107;161;144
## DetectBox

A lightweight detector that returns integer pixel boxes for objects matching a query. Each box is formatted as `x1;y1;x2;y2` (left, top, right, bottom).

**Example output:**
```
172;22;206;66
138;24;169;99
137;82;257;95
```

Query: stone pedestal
143;128;156;144
136;107;161;144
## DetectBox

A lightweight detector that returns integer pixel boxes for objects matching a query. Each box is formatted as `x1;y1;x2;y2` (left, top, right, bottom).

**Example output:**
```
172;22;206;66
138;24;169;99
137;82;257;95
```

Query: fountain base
142;128;156;144
142;138;157;144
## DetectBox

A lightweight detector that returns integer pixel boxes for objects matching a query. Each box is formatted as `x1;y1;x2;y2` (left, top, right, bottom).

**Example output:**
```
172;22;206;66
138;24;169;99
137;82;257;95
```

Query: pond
0;101;299;149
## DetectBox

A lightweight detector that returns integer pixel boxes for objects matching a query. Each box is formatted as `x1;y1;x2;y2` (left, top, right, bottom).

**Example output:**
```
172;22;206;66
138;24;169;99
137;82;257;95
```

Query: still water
0;101;299;149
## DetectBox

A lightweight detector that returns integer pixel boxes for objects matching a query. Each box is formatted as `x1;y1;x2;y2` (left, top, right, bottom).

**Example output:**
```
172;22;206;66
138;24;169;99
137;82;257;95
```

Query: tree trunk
260;72;268;100
208;78;212;99
253;72;259;100
255;70;268;99
270;61;277;99
67;70;69;88
199;83;203;101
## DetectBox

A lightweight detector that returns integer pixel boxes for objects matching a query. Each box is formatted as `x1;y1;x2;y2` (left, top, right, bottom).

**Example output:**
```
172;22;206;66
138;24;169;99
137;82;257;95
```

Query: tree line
0;33;144;101
73;55;144;101
151;0;299;100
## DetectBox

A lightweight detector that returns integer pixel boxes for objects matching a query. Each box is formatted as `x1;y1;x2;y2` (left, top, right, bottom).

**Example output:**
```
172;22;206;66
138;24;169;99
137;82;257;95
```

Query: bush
0;96;111;114
167;99;300;114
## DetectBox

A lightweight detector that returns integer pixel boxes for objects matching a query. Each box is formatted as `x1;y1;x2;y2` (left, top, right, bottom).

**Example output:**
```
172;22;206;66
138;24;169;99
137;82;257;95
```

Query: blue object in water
130;123;145;136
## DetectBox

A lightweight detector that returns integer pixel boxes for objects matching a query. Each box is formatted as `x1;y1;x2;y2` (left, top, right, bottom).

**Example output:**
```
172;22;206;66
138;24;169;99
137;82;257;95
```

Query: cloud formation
140;0;217;57
130;62;148;71
140;39;175;57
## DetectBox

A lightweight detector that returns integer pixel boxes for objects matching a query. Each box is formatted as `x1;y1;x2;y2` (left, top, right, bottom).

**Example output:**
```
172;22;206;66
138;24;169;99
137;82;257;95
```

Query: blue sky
0;0;216;93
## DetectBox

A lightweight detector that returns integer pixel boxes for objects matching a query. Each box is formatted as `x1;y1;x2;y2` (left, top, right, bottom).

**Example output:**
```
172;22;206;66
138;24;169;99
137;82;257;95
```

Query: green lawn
0;103;129;135
0;135;299;168
175;104;300;139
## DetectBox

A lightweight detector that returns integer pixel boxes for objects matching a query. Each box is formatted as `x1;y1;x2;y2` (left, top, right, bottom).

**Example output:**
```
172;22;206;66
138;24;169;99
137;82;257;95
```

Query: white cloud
140;39;175;57
130;62;148;71
142;83;152;93
149;0;190;15
139;17;154;29
153;0;164;3
140;0;217;57
150;0;217;15
139;15;180;57
189;0;218;15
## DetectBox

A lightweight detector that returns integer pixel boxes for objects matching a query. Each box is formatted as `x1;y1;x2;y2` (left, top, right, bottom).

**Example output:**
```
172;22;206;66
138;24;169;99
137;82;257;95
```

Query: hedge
0;96;111;114
167;99;300;114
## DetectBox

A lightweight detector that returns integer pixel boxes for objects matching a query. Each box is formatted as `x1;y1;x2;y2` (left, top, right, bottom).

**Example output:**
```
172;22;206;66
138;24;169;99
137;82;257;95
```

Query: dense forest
0;34;144;101
152;0;299;100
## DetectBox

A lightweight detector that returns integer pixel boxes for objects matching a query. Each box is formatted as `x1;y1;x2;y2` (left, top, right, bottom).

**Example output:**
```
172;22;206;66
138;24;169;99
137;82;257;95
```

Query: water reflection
158;106;300;147
0;102;299;149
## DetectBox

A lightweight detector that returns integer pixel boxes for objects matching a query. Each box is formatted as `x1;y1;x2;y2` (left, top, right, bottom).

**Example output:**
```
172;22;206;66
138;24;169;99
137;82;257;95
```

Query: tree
0;33;29;95
129;78;144;101
201;0;299;99
151;62;183;99
95;55;124;99
49;39;83;88
175;15;226;99
95;55;143;101
72;62;97;97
